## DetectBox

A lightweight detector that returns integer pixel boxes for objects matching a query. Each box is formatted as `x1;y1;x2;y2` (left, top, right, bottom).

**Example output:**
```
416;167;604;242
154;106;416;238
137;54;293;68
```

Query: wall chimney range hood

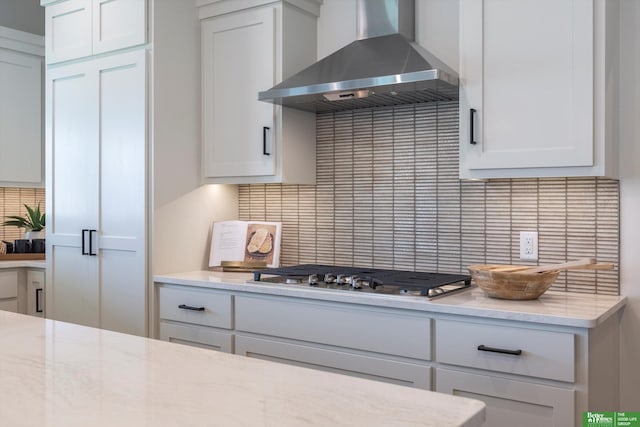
258;0;459;113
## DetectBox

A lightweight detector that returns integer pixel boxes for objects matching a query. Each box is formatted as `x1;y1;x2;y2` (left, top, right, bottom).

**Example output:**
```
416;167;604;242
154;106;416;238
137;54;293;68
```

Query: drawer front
236;335;431;389
0;271;19;299
436;319;575;382
158;286;232;329
160;322;233;353
236;295;431;360
436;368;574;427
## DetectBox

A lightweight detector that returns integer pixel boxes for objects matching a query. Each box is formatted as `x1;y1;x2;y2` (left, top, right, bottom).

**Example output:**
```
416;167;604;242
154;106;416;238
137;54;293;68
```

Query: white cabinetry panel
236;335;431;388
46;50;147;335
436;319;575;382
202;8;276;178
437;368;574;427
0;29;43;187
160;322;233;352
45;0;146;64
45;0;92;63
200;1;317;184
459;0;617;178
236;295;431;360
92;0;146;55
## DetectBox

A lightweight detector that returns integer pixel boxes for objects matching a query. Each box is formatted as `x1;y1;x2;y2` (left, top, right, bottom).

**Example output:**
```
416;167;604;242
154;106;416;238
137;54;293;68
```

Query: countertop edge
153;271;627;329
0;260;46;269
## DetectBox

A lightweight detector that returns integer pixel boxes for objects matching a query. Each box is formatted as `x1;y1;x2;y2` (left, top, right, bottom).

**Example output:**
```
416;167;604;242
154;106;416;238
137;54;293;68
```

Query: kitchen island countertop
0;311;485;427
154;270;626;328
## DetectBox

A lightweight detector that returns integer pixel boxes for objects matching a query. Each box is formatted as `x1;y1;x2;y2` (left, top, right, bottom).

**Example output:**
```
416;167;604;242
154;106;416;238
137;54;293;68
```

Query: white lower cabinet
26;269;45;317
156;285;234;353
0;268;45;316
159;322;233;353
235;334;431;388
0;270;19;312
153;280;620;426
436;368;574;427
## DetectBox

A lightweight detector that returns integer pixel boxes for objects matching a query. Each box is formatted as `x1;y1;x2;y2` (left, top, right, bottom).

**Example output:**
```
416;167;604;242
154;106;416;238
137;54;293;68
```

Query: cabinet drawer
236;295;431;360
436;368;574;427
436;319;574;382
0;271;19;299
158;286;232;329
236;335;431;389
159;322;233;353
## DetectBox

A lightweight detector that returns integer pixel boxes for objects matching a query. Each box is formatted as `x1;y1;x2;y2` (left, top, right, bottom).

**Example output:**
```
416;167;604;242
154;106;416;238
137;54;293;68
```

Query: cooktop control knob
308;274;320;286
336;274;349;285
350;276;363;289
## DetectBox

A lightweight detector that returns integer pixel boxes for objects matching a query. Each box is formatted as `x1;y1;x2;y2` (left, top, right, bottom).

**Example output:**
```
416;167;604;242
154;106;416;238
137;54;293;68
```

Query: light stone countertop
0;259;46;269
0;311;485;427
154;270;627;328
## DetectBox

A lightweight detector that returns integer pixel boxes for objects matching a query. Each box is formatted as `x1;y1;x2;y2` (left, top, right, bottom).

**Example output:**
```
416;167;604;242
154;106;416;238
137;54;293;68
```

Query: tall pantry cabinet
43;0;148;335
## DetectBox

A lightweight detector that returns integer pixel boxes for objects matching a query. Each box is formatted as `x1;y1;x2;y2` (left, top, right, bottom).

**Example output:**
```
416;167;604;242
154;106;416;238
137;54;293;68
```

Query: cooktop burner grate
252;264;472;298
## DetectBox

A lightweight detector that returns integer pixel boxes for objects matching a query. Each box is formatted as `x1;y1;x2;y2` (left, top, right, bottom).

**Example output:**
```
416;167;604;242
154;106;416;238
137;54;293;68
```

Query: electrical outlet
520;231;538;260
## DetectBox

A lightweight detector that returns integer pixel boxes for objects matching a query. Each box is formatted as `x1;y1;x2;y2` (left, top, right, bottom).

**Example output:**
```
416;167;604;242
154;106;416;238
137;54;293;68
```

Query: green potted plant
2;203;46;240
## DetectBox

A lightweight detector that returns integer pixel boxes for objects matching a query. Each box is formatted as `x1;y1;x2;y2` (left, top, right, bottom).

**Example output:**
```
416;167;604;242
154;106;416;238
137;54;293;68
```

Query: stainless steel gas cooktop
251;265;472;299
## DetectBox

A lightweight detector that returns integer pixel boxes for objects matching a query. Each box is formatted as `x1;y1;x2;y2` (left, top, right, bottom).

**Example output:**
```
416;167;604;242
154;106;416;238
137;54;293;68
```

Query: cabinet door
26;270;45;317
45;0;92;63
436;368;574;427
93;50;147;336
459;0;594;174
92;0;147;55
0;49;42;186
46;60;100;327
0;270;19;313
236;335;432;389
46;50;147;335
202;7;276;178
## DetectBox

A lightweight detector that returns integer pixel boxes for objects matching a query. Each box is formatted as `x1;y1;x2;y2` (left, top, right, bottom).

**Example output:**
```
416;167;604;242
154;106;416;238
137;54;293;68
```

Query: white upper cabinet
199;0;319;184
43;0;146;64
0;27;44;187
459;0;619;179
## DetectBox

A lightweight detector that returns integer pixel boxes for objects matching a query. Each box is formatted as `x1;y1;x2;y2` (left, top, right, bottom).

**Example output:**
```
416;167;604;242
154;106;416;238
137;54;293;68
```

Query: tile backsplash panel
239;102;620;295
0;188;46;242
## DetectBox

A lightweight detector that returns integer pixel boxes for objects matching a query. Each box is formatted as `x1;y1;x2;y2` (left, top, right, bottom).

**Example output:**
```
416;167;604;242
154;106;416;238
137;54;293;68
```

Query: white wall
151;0;238;275
618;0;640;410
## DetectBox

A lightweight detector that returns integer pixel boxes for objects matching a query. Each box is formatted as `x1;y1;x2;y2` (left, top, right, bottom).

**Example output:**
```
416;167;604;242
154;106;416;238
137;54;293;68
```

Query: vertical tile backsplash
239;101;620;295
0;188;46;242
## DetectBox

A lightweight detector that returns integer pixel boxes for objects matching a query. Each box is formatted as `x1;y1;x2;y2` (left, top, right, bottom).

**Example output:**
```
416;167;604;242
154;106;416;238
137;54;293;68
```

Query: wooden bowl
468;264;559;300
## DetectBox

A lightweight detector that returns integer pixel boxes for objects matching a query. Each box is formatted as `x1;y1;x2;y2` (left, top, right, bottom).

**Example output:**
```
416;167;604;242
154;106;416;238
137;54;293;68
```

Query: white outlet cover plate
520;231;538;260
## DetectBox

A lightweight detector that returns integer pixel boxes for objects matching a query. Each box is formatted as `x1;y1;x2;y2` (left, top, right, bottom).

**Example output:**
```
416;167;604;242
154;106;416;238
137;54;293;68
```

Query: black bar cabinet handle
36;288;43;313
477;344;522;356
263;126;271;155
81;229;89;255
469;108;477;145
89;229;97;256
178;304;205;312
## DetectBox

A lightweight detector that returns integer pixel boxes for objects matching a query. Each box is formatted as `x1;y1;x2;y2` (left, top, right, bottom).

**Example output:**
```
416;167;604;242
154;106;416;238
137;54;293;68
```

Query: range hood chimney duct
258;0;458;113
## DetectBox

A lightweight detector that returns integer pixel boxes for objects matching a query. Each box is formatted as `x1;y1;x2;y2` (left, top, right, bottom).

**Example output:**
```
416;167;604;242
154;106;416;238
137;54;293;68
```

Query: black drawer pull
477;344;522;356
178;304;205;311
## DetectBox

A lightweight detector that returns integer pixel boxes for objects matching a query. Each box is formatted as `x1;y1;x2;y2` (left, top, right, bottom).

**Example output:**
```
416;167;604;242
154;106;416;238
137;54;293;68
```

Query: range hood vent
258;0;458;113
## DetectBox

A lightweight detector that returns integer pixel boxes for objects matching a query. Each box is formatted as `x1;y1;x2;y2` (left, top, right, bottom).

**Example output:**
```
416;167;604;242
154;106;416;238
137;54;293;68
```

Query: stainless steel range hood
258;0;458;113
